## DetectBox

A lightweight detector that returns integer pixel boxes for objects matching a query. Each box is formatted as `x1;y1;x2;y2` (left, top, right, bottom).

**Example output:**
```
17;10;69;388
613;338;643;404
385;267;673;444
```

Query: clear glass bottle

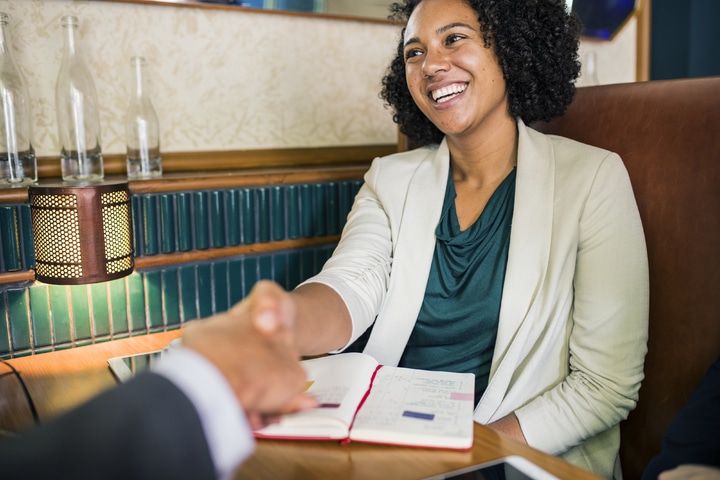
125;56;161;179
0;12;36;188
55;15;103;182
578;51;600;87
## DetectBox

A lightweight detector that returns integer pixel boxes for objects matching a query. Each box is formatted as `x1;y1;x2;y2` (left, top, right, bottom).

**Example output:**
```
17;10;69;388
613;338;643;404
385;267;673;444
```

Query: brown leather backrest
534;77;720;480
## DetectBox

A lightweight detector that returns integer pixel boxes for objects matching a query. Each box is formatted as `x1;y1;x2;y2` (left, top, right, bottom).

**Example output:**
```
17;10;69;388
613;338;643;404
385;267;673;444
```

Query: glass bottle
0;12;36;187
125;56;161;179
578;51;600;87
55;15;103;182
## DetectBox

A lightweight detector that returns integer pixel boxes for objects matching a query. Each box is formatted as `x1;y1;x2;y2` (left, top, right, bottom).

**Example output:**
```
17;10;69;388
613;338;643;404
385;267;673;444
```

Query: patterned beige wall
0;1;636;158
0;0;400;157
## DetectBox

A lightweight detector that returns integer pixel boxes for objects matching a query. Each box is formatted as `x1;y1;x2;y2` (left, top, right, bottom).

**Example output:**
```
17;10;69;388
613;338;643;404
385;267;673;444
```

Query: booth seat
534;76;720;480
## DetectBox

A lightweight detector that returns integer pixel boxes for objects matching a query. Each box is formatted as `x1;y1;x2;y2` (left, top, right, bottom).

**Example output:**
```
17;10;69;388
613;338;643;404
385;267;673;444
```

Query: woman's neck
447;116;518;190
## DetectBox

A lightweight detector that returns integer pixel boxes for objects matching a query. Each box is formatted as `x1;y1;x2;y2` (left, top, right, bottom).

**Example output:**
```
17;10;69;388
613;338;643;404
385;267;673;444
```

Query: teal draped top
398;168;516;404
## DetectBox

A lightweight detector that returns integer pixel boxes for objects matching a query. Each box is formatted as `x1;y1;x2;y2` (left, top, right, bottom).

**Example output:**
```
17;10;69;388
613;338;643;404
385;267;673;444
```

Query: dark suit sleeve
642;355;720;479
0;372;216;480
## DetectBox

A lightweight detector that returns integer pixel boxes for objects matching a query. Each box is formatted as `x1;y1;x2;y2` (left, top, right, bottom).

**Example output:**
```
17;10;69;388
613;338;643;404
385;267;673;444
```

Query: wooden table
1;332;601;480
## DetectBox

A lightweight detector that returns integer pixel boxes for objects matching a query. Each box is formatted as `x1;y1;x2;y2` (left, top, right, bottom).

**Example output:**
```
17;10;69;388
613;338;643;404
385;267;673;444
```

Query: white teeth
431;83;466;102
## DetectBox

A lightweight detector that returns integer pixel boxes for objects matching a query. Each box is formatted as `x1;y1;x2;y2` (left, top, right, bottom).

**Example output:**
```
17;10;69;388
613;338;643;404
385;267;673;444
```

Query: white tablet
107;349;165;383
423;455;560;480
107;339;181;382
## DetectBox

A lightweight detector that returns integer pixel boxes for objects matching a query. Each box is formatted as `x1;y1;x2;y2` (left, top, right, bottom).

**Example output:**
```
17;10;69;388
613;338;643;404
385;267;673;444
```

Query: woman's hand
487;413;528;444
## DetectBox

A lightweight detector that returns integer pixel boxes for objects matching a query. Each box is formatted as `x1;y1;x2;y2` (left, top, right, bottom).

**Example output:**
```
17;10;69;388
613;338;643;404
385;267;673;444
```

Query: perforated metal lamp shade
29;181;134;285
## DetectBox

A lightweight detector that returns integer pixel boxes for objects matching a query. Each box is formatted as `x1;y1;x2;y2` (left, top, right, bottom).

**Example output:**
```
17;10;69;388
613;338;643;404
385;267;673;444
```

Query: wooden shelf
0;145;390;204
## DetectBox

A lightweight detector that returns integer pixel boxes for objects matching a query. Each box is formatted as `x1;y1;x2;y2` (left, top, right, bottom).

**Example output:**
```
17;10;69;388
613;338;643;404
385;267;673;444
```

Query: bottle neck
0;17;10;56
61;16;79;57
131;57;148;99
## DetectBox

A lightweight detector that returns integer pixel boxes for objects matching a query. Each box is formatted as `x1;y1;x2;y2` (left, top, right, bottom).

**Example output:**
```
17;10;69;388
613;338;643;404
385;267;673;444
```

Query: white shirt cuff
151;345;255;480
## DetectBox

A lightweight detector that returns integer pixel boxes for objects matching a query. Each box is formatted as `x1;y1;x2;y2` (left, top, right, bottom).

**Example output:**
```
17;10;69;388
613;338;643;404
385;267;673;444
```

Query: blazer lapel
475;122;556;422
363;140;450;366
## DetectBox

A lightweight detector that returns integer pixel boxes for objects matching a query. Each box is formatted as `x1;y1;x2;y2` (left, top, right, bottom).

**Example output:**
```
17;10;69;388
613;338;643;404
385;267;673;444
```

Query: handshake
182;280;319;430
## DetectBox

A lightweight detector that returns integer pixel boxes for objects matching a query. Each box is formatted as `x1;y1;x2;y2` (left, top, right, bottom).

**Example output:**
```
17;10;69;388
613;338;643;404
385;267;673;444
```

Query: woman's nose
422;47;450;77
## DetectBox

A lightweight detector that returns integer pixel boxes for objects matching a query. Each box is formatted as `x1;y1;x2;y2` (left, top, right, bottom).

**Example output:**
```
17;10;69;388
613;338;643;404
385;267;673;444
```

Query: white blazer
306;121;649;478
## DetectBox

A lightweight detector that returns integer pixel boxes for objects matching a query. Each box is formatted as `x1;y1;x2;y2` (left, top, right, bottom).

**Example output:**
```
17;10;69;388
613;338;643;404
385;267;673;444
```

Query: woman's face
403;0;510;140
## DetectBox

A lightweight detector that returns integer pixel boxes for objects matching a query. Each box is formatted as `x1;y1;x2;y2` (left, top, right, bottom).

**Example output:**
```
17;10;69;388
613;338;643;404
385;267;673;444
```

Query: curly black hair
381;0;582;148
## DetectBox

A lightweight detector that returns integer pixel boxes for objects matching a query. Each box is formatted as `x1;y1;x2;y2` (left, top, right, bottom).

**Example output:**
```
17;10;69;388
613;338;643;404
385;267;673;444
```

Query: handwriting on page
309;384;350;409
354;367;474;437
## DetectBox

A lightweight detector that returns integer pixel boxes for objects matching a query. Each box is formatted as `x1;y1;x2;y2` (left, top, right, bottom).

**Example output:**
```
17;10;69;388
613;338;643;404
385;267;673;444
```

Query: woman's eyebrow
404;22;475;48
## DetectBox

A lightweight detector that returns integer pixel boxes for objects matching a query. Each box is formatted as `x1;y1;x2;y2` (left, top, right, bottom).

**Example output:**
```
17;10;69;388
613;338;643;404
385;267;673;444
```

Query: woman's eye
404;49;423;61
446;34;464;44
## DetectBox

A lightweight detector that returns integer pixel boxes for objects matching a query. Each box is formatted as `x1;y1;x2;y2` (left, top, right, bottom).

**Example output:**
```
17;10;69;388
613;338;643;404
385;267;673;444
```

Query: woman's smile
430;82;468;104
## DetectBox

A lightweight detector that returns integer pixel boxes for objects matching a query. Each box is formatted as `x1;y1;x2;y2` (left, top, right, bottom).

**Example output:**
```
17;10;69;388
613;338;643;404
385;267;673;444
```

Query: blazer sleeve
515;151;649;454
0;372;216;480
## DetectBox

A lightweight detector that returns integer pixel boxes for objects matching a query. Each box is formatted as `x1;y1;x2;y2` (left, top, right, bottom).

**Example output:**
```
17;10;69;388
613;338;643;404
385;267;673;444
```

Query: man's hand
182;281;317;429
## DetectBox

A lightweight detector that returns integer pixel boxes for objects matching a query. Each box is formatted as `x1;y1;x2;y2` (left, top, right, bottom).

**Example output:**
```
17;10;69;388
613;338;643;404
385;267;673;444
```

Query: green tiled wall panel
0;180;360;275
28;286;52;348
160;194;177;254
228;259;244;305
131;180;361;258
161;269;181;326
225;190;240;246
142;195;159;256
242;256;258;298
178;264;197;322
70;285;92;341
0;204;34;274
194;191;210;250
90;283;111;338
212;262;229;314
109;277;130;337
257;187;271;243
271;186;286;242
145;270;164;329
0;245;334;359
7;289;30;351
300;184;314;237
241;188;255;245
287;250;302;290
287;185;300;240
0;207;21;273
210;191;226;249
0;294;9;354
196;264;213;318
326;182;340;235
177;193;193;252
313;184;328;237
132;196;143;258
127;274;147;333
0;179;359;358
49;286;72;345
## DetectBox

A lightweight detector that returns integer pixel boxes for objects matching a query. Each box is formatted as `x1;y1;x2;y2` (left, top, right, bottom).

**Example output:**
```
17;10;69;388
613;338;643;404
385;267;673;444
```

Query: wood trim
0;145;389;203
134;236;341;270
0;271;34;284
0;236;341;286
35;145;395;179
0;188;28;204
128;165;370;194
635;0;652;82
